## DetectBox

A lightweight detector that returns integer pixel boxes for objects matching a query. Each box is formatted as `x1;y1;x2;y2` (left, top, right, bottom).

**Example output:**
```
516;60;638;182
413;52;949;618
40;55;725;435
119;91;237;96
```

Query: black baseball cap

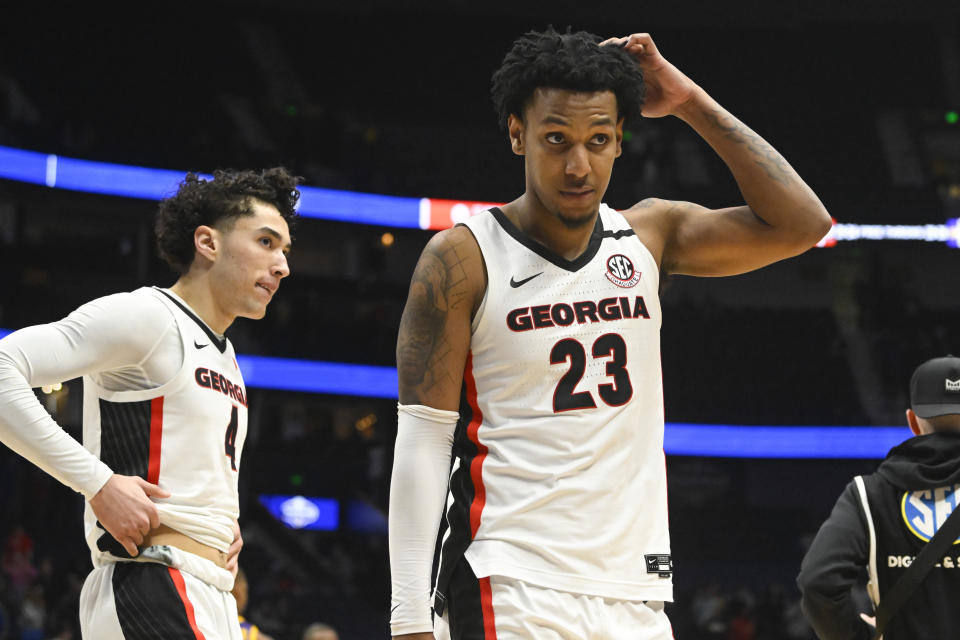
910;355;960;418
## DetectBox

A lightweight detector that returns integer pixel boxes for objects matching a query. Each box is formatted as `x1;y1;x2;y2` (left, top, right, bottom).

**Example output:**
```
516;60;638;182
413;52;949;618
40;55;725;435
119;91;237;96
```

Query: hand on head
600;32;697;118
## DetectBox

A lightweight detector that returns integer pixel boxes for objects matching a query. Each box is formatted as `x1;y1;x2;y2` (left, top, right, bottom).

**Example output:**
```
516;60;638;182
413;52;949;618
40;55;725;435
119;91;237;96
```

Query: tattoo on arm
635;198;701;214
666;201;702;214
704;109;793;186
397;234;471;403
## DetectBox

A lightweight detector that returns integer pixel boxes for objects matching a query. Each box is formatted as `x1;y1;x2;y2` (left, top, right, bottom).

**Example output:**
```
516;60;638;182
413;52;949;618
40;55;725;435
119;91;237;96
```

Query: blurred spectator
17;585;43;640
727;595;756;640
302;622;339;640
1;529;36;600
233;567;274;640
692;583;728;638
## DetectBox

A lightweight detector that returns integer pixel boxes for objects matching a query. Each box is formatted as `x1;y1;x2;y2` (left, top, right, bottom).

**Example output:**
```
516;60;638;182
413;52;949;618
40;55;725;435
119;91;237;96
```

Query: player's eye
592;134;609;145
260;237;273;247
545;133;564;144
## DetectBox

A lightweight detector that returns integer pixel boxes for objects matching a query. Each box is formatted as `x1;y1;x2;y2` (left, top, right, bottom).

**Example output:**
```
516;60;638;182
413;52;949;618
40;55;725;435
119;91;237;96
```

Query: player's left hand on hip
600;32;697;118
227;519;243;577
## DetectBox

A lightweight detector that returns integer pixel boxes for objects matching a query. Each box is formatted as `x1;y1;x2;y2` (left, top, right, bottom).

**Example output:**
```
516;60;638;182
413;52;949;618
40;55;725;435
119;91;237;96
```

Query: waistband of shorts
95;546;235;592
141;525;228;570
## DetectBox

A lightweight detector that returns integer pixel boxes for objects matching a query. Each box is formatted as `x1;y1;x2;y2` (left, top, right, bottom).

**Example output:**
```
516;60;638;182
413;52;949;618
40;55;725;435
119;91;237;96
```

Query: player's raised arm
390;225;484;639
604;33;832;277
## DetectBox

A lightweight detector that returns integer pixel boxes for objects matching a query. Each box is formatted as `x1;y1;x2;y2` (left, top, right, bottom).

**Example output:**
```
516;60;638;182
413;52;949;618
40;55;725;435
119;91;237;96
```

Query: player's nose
565;145;591;179
273;252;290;279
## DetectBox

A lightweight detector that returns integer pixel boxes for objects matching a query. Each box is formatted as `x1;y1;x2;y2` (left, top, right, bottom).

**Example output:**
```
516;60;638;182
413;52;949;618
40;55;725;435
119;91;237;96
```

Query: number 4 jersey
82;287;247;569
437;205;672;605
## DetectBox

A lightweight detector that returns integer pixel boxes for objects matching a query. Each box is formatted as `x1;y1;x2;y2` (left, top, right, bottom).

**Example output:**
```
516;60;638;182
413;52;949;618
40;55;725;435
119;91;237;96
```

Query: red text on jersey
506;296;650;332
195;367;248;407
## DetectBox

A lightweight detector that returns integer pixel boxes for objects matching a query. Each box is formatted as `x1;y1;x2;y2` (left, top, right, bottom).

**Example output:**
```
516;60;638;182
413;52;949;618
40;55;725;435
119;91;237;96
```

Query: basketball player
0;168;298;638
389;28;832;639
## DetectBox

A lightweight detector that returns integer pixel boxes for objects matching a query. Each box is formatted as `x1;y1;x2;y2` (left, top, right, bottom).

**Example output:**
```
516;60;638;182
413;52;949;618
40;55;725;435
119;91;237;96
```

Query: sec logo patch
605;254;641;288
901;485;960;543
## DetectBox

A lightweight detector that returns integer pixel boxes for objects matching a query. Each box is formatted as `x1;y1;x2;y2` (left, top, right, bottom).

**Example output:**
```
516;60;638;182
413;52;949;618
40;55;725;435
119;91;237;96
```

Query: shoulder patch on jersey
605;254;641;288
900;485;960;543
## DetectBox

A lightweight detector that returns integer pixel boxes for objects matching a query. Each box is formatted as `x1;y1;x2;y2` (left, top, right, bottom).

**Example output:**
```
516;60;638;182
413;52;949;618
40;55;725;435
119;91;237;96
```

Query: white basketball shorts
434;558;674;640
79;561;241;639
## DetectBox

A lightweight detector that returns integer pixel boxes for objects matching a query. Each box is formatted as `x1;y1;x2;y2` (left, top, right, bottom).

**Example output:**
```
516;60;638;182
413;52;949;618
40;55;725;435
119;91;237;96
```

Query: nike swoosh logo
194;340;208;350
509;272;543;288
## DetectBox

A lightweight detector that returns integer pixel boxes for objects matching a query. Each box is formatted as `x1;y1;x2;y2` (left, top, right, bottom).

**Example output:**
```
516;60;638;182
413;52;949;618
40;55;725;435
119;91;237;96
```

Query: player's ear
615;118;624;158
194;225;219;263
508;114;525;156
906;408;922;436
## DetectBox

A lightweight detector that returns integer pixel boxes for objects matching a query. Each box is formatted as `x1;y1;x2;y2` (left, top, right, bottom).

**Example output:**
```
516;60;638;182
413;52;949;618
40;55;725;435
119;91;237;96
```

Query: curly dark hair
491;27;645;130
155;167;301;274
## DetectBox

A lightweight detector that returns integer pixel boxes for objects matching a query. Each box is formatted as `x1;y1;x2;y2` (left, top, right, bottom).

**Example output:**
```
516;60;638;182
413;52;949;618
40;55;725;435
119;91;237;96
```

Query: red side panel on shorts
147;396;164;485
167;567;206;640
464;352;488;538
478;576;498;639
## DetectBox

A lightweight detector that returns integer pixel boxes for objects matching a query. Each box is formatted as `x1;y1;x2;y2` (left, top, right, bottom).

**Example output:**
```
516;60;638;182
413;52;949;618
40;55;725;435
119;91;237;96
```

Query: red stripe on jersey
147;397;164;485
464;351;488;538
659;355;670;529
167;567;206;639
478;576;498;638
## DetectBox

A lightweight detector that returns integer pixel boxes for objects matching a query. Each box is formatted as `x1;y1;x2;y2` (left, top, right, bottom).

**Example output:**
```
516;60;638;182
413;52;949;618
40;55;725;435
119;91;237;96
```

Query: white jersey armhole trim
95;290;191;402
600;204;660;292
854;474;880;607
136;302;183;385
456;222;488;335
138;302;178;364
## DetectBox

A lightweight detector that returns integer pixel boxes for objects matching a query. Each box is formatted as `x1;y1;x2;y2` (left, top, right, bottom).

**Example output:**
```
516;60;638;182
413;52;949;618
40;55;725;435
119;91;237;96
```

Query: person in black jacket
797;355;960;639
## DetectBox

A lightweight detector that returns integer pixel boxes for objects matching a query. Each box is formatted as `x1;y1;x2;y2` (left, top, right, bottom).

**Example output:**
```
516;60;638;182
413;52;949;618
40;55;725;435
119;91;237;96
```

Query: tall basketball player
0;168;298;638
389;29;832;639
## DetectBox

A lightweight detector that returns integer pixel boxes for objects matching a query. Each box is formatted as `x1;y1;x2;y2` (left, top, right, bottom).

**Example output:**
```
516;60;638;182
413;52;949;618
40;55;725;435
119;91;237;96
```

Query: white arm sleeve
389;403;458;636
0;291;180;499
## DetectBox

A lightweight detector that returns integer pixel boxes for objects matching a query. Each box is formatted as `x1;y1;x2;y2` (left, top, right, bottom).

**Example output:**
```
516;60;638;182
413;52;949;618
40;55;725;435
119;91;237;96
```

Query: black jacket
796;431;960;640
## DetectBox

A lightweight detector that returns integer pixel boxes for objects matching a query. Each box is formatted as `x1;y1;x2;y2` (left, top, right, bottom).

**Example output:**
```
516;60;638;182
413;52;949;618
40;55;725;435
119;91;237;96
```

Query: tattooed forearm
396;233;473;403
703;109;793;187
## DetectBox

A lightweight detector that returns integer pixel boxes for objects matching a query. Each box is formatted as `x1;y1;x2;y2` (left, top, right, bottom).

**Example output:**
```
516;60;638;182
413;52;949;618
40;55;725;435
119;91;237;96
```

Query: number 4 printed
225;405;239;471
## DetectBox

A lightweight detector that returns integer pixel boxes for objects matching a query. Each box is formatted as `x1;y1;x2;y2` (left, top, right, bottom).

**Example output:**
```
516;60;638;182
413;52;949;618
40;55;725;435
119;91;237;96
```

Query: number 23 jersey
442;205;671;603
82;287;247;566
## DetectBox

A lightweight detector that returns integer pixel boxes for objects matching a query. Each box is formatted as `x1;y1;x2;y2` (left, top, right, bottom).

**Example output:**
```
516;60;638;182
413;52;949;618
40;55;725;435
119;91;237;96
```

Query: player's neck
502;193;597;261
169;276;232;336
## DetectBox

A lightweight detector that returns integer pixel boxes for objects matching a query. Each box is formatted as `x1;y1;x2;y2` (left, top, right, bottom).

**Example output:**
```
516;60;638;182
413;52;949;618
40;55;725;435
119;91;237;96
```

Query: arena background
0;2;958;638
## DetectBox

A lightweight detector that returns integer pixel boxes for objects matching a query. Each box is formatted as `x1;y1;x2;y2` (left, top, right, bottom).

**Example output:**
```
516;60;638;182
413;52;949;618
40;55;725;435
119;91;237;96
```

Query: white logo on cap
947;378;960;392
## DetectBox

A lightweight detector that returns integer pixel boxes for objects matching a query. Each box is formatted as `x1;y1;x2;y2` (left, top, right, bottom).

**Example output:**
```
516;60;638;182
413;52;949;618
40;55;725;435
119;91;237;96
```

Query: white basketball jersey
438;205;672;603
82;287;248;564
